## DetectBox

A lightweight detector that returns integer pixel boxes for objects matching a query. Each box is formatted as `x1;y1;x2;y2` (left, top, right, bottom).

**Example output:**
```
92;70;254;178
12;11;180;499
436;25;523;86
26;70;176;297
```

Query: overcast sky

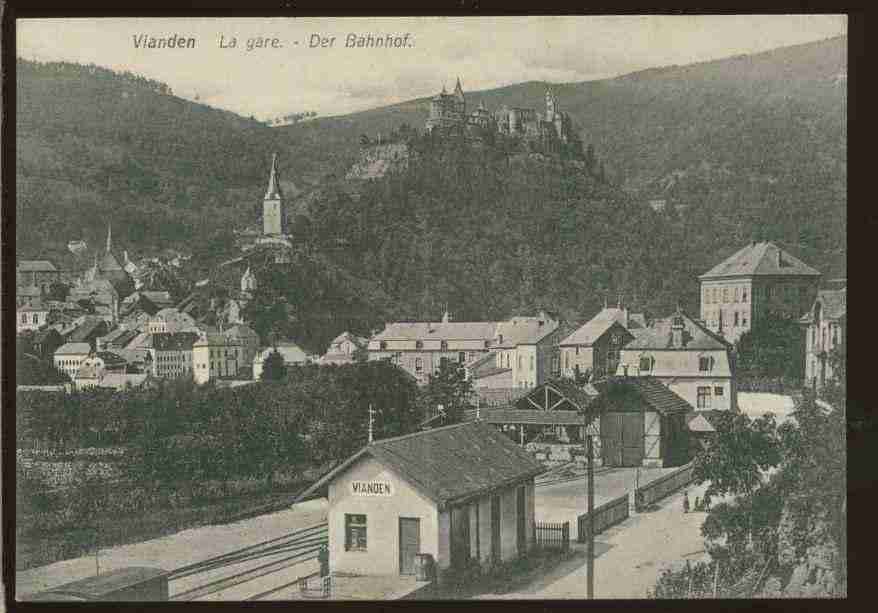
18;15;846;119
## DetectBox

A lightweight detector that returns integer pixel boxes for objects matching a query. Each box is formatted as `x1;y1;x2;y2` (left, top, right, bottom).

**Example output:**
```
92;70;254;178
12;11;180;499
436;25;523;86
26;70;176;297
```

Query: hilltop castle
425;78;582;154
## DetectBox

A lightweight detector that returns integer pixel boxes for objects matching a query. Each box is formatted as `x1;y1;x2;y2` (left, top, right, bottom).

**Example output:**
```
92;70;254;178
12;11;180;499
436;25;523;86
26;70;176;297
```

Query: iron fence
534;521;570;552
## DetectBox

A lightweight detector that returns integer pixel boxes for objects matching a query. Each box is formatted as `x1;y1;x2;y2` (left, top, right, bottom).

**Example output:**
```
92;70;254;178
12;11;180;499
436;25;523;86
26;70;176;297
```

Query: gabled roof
330;331;368;347
18;259;58;272
296;421;545;508
623;310;730;351
591;376;692;415
55;342;91;355
515;378;599;413
686;411;721;433
68;318;106;343
699;241;821;279
372;321;499;342
494;316;559;348
560;309;634;346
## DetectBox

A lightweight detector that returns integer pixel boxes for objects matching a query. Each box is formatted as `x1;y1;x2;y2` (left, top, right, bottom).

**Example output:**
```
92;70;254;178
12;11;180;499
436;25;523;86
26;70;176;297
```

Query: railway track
167;522;327;601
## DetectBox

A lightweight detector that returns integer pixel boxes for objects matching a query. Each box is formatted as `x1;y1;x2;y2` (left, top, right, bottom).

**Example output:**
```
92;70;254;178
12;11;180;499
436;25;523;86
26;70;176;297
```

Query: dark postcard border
1;5;869;613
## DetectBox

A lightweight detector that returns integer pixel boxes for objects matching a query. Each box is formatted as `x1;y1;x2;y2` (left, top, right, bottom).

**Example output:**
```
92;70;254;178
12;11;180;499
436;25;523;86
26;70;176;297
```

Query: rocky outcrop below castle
346;143;410;180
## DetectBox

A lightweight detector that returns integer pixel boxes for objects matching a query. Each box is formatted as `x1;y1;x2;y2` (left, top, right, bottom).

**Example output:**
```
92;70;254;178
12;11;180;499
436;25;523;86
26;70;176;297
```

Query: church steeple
454;77;464;100
265;153;283;201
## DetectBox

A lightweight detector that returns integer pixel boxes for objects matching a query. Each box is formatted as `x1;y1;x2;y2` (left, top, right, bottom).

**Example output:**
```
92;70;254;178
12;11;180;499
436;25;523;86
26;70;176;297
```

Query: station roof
297;421;545;509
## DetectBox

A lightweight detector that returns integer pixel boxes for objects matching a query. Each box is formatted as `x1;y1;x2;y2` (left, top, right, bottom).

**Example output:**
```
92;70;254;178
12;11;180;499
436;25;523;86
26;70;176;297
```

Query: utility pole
585;413;595;599
368;405;375;444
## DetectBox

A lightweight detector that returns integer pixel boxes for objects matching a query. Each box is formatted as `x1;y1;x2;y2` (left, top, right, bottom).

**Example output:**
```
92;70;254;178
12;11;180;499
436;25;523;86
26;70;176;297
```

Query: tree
420;360;473;425
735;312;805;381
260;349;287;381
693;411;780;506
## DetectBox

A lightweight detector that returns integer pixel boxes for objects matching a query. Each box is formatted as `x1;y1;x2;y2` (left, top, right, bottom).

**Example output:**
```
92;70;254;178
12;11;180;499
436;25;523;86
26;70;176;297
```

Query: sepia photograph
9;14;848;602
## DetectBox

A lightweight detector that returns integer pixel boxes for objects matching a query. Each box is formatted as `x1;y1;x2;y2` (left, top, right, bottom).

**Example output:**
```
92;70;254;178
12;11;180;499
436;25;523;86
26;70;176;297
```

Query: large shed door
450;505;471;569
601;413;643;467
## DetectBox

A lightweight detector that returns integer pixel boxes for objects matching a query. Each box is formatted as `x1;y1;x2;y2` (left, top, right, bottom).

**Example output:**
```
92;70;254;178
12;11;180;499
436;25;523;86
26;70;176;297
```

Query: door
491;495;501;563
399;517;420;575
602;413;643;467
621;413;644;466
450;505;471;568
516;486;527;554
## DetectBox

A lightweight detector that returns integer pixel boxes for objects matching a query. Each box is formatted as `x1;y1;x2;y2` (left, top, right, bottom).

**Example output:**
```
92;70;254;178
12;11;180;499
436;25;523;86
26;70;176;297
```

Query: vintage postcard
11;15;847;602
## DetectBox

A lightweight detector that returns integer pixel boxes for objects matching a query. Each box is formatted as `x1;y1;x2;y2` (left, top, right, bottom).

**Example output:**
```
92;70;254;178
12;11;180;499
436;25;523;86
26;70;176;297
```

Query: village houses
558;305;643;381
192;332;242;384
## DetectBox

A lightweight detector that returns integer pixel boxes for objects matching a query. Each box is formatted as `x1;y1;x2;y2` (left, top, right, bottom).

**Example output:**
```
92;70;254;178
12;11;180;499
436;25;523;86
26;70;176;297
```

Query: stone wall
346;143;410;180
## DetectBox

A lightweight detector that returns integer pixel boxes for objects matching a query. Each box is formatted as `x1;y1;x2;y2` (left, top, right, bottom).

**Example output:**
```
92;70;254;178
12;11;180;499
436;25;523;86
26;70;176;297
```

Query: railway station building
297;421;545;581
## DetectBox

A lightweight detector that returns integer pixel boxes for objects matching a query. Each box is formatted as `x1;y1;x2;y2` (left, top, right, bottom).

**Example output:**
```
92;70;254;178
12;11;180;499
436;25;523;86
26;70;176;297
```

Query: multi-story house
224;324;260;369
801;287;846;390
491;314;564;389
615;309;737;411
699;241;821;344
143;332;199;379
17;301;50;333
54;342;92;380
559;307;639;381
192;332;241;384
368;311;498;385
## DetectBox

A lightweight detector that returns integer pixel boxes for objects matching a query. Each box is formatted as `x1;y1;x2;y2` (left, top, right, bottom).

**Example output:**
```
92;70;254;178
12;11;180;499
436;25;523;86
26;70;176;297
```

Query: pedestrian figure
683;491;690;514
318;545;330;578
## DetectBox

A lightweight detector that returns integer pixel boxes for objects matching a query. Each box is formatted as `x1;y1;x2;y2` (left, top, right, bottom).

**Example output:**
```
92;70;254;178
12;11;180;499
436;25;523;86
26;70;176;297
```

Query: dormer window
672;316;684;328
415;340;423;349
440;340;448;351
699;356;715;372
484;340;490;348
498;334;503;344
639;356;653;372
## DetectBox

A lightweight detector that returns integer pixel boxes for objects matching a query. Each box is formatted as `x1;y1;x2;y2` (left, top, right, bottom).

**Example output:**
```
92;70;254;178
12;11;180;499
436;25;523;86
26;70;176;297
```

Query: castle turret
454;77;465;115
262;153;285;236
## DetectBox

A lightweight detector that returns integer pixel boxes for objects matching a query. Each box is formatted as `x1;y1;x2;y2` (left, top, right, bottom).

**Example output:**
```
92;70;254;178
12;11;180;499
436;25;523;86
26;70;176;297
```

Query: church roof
264;153;283;200
99;251;124;272
699;241;821;279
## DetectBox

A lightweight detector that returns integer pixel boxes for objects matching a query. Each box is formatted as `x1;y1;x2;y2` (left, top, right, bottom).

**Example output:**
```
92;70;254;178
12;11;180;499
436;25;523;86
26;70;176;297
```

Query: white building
192;332;241;384
800;286;846;390
17;302;50;333
54;342;92;379
616;309;737;411
296;421;544;580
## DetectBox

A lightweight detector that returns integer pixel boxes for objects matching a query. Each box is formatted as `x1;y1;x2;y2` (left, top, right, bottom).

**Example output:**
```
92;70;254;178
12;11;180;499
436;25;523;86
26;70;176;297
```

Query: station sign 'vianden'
350;481;393;496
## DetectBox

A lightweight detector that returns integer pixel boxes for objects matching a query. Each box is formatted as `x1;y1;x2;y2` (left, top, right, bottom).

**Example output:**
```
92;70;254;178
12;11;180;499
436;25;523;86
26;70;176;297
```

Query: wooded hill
15;36;846;349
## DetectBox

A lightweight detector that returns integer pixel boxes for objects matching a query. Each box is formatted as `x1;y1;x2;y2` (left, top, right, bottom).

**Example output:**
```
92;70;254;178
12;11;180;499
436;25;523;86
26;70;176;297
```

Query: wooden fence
576;493;629;543
635;462;694;510
534;521;570;552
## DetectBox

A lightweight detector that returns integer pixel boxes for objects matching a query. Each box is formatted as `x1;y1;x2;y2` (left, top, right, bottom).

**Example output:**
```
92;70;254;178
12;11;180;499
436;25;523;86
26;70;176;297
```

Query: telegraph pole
582;409;594;599
368;405;375;444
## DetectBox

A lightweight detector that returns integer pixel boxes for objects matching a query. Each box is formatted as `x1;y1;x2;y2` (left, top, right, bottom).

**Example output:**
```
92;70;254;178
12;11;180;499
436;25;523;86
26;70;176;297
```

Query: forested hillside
16;35;846;343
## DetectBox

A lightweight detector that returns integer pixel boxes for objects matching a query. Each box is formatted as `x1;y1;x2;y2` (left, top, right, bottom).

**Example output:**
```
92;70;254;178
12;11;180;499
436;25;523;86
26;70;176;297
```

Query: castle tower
262;153;285;236
545;87;558;123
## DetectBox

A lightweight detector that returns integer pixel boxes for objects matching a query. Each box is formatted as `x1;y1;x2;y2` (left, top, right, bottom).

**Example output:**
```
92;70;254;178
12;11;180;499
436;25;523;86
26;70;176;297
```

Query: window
743;288;748;302
415;357;423;373
722;288;728;303
517;355;522;369
832;325;839;346
699;357;711;372
459;352;466;363
21;313;26;323
714;386;724;396
766;286;773;300
484;340;490;348
345;514;367;551
415;340;423;349
639;356;653;372
742;315;748;327
440;340;448;351
565;353;569;369
379;341;387;350
734;287;740;302
697;387;712;409
575;346;580;356
734;312;739;326
530;356;534;371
